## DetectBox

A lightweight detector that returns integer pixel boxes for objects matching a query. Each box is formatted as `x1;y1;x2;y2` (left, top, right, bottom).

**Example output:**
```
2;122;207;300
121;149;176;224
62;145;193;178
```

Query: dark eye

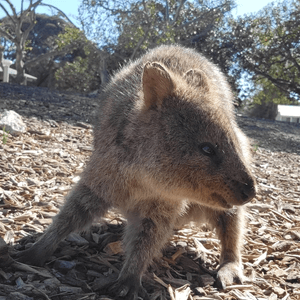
199;143;216;156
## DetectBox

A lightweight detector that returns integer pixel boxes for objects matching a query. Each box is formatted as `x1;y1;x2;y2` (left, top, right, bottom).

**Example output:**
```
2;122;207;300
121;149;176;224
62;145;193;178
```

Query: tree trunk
15;44;26;85
100;58;109;85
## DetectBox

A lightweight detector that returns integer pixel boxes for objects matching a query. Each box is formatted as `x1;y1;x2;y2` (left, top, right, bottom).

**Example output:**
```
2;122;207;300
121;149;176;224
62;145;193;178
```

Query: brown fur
16;45;256;299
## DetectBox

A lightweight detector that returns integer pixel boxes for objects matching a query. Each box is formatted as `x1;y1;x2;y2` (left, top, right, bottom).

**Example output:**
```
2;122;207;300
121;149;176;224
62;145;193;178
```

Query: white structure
0;58;13;82
276;105;300;123
0;56;37;85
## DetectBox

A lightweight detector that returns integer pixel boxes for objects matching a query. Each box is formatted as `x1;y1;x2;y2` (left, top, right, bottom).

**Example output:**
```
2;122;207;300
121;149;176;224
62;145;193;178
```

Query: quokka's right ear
184;69;210;91
142;62;174;110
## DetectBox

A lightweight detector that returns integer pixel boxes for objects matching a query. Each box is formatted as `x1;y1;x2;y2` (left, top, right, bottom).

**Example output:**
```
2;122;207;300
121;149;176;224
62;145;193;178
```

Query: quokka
17;45;256;299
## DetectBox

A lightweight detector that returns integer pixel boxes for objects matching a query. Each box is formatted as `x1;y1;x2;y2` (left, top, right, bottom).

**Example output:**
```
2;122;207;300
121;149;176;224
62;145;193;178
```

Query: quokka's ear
184;69;210;91
142;62;174;110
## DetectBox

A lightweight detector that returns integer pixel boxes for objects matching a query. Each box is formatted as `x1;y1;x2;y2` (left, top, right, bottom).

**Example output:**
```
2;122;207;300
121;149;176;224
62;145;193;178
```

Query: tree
1;7;106;91
78;0;235;75
21;14;105;90
226;0;300;102
0;0;76;85
54;27;106;92
18;14;75;87
0;0;42;84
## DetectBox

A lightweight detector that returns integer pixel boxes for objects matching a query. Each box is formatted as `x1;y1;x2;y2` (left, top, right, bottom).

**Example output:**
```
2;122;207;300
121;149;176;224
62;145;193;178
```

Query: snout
232;178;256;204
240;180;256;203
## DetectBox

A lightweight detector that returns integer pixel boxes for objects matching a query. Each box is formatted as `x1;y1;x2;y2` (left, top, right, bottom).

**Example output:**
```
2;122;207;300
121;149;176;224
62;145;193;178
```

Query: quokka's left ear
142;62;174;110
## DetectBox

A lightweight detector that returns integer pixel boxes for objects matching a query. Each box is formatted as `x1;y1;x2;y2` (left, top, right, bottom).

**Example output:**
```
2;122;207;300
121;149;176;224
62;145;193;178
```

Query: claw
216;262;244;290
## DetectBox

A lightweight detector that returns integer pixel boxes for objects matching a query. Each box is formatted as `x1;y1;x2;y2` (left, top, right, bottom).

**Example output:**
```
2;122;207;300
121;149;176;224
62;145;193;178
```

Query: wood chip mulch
0;83;299;300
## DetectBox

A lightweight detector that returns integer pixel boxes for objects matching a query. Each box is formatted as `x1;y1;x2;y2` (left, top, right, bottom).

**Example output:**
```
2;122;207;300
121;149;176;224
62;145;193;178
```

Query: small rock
0;110;26;135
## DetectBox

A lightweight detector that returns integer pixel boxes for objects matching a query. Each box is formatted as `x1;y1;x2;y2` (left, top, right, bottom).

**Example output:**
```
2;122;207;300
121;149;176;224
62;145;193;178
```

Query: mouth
241;191;254;204
211;193;233;209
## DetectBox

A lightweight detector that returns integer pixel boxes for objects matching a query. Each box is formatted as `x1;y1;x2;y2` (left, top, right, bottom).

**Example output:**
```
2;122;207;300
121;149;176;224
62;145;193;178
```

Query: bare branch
23;0;42;14
24;44;75;68
22;11;37;43
130;25;152;60
171;0;186;25
0;2;15;24
185;24;214;44
0;26;15;42
2;0;18;18
175;3;228;31
39;3;76;27
286;47;300;74
252;66;300;94
165;0;169;24
89;0;135;15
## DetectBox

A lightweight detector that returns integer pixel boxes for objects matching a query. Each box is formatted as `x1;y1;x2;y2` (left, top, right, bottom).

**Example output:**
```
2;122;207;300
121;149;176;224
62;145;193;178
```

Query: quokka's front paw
216;262;244;290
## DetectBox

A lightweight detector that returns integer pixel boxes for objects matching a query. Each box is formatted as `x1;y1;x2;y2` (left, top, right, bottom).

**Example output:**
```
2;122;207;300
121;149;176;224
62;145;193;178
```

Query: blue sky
1;0;274;26
41;0;274;23
234;0;274;16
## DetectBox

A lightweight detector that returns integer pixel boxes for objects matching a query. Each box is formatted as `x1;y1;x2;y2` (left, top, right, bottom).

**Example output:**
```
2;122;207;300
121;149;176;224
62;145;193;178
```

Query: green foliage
54;26;102;92
78;0;235;74
2;126;8;145
55;56;95;91
226;0;300;101
56;27;86;50
24;40;33;52
120;1;177;51
253;81;293;105
252;143;259;152
252;52;300;105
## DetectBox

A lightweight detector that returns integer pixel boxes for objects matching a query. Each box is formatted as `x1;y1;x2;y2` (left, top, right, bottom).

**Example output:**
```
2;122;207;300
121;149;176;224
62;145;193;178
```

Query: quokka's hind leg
16;181;111;266
112;200;177;300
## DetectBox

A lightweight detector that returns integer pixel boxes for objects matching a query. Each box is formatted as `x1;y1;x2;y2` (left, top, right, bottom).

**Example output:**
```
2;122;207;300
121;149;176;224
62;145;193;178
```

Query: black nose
231;178;256;204
240;181;256;203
